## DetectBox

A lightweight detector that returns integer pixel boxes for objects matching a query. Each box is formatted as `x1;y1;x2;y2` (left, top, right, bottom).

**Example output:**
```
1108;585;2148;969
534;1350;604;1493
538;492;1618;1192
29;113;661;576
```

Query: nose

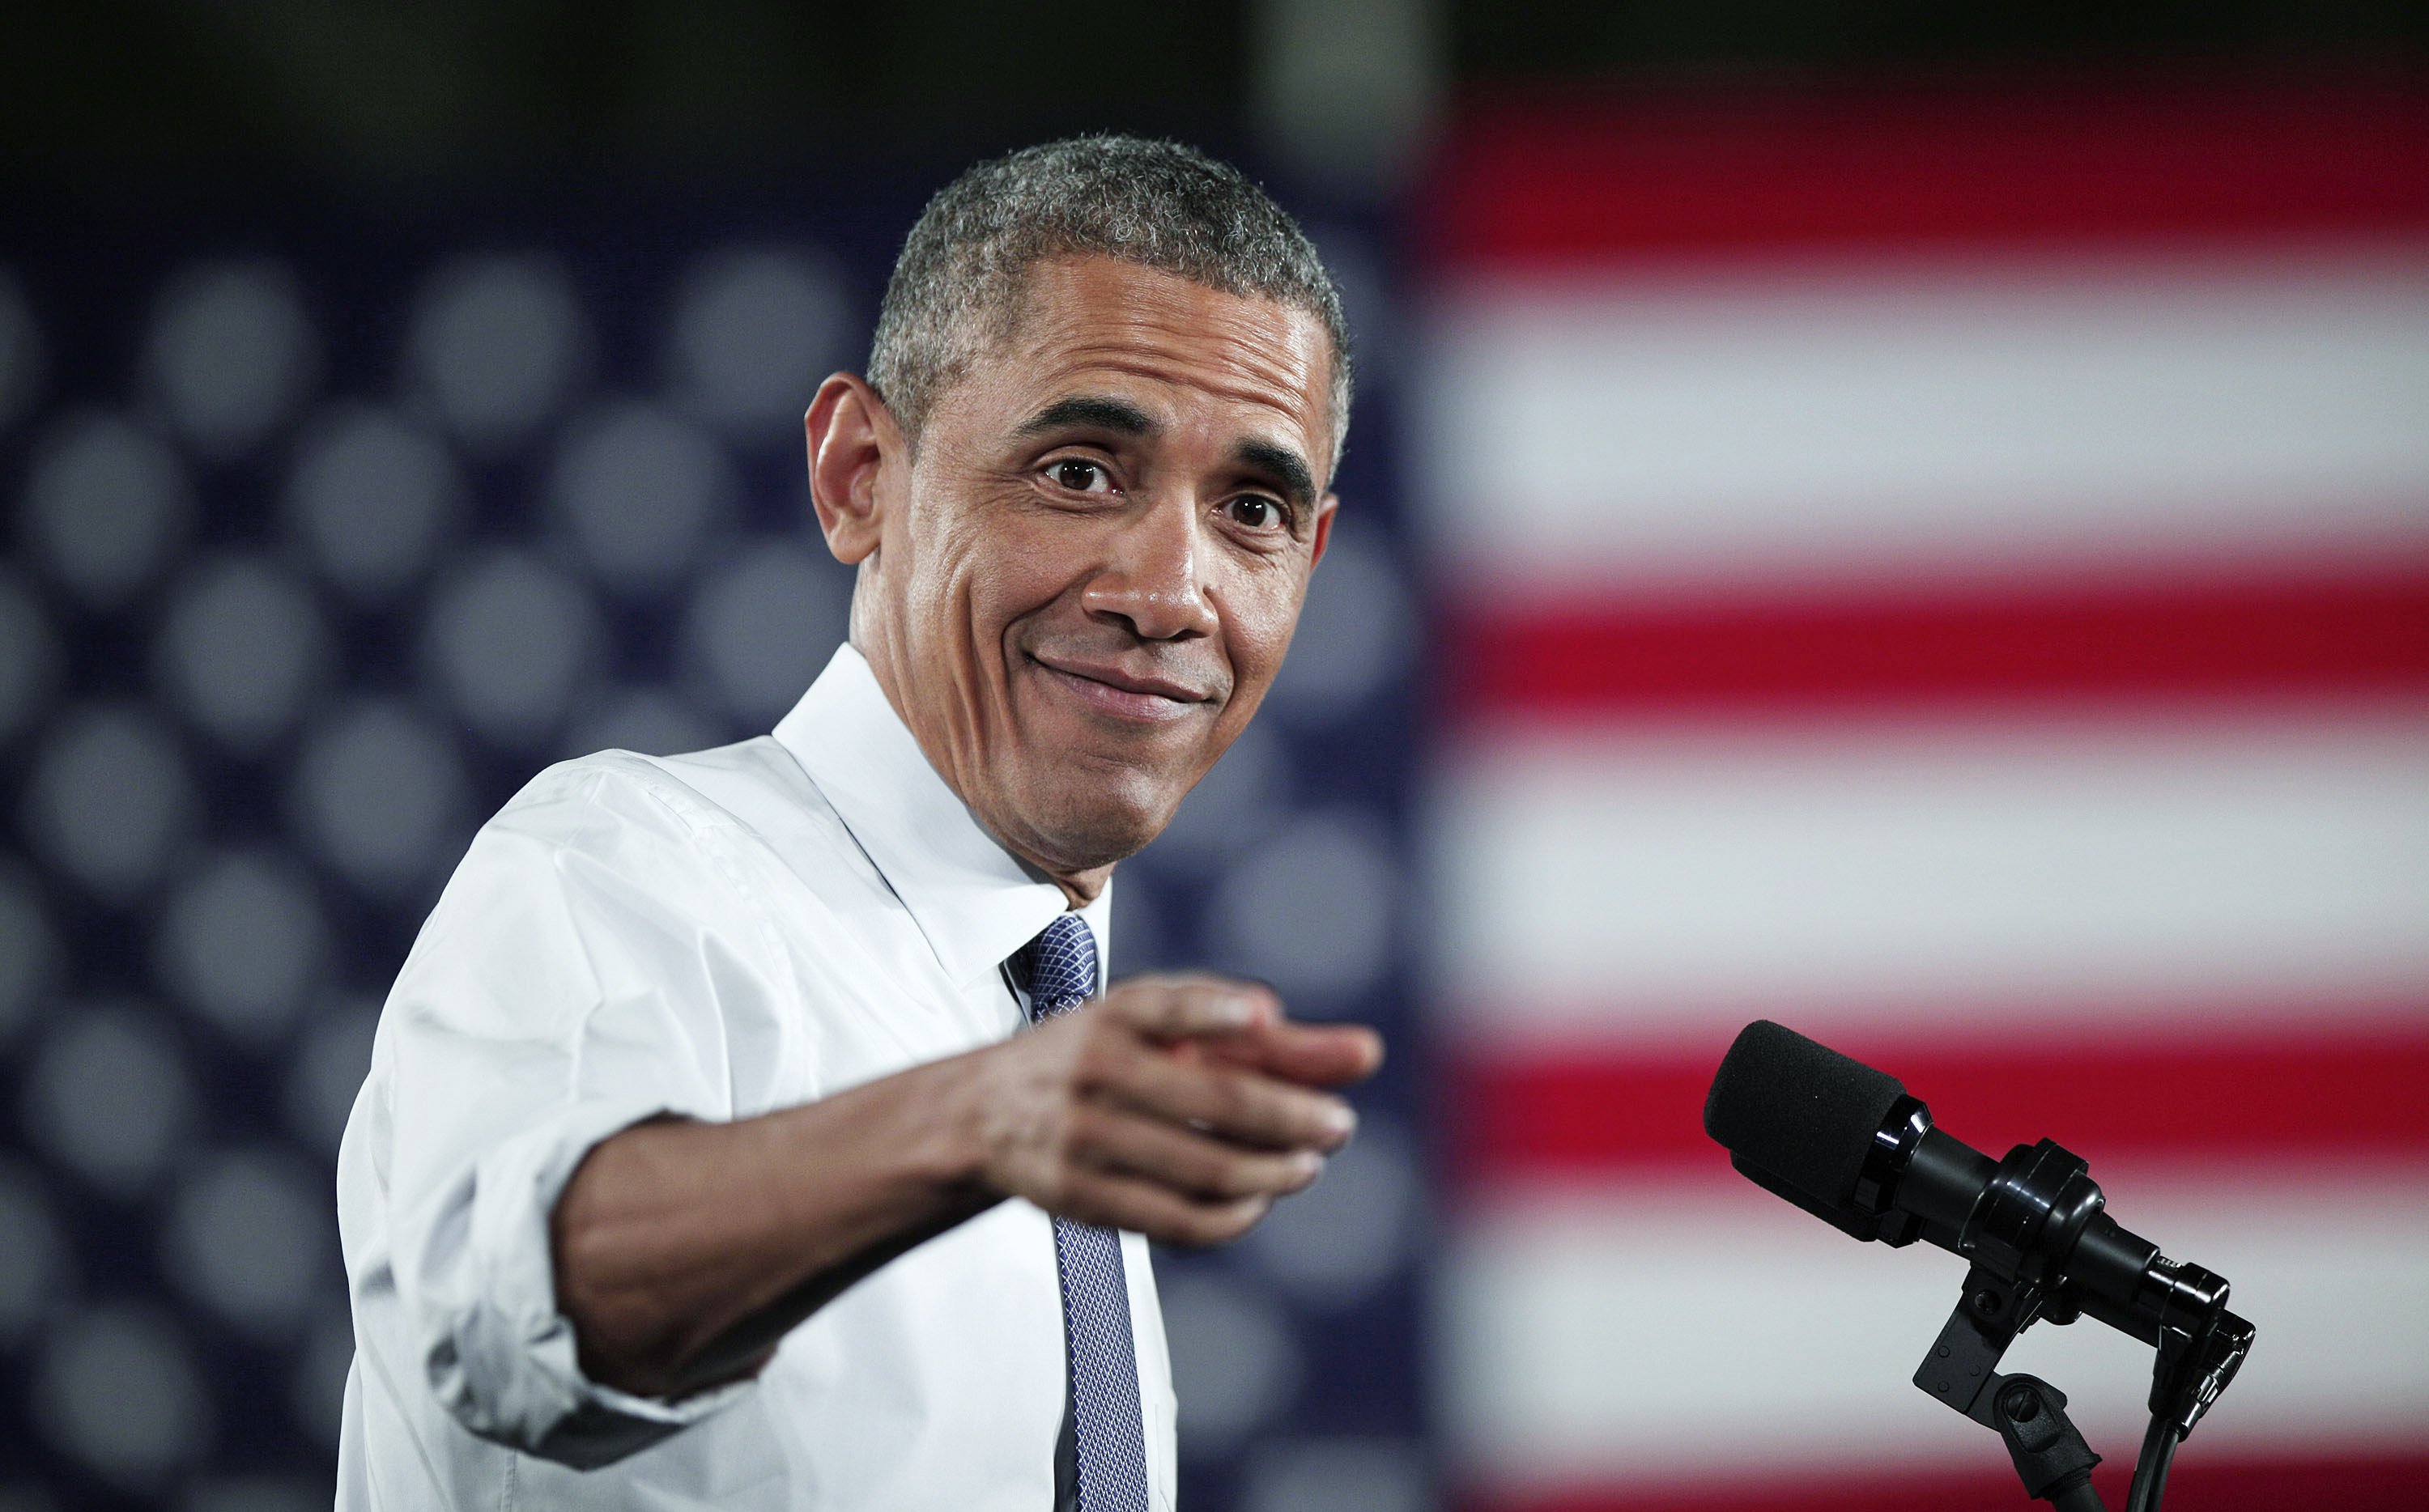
1082;496;1219;642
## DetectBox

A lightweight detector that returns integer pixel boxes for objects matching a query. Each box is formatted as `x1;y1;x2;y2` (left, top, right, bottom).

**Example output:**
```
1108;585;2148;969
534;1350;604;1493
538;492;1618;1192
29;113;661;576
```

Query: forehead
957;257;1335;466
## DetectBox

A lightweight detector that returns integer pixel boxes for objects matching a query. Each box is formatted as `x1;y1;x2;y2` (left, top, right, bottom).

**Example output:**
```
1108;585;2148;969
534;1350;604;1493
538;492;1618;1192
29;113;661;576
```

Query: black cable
2124;1416;2180;1512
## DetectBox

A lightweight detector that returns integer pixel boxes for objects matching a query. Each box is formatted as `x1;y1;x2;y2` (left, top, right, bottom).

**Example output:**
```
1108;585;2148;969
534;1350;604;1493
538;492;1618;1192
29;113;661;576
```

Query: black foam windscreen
1704;1020;1908;1208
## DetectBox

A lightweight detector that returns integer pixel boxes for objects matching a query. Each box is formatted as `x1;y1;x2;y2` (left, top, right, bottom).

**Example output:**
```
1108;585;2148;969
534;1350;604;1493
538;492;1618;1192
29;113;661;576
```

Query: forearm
551;1051;995;1399
547;978;1379;1404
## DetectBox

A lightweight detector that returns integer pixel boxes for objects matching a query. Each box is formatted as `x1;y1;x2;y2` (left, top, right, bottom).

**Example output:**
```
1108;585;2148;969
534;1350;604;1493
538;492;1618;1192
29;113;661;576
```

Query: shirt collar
773;643;1112;992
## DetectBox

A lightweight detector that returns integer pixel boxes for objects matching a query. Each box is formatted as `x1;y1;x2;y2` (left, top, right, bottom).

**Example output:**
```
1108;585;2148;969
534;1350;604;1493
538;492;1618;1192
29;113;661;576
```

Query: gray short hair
867;134;1353;472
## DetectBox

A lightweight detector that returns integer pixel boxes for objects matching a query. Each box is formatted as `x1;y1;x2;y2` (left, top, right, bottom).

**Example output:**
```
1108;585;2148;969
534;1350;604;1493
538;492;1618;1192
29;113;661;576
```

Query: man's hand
951;973;1383;1247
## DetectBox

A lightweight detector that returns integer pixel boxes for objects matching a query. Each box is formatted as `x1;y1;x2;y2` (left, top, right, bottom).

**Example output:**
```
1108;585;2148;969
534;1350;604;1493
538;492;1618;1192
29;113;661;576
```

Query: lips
1027;652;1219;723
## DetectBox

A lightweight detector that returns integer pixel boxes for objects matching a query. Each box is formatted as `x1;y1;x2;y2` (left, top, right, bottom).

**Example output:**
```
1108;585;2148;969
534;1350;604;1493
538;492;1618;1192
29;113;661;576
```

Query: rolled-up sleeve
370;760;793;1467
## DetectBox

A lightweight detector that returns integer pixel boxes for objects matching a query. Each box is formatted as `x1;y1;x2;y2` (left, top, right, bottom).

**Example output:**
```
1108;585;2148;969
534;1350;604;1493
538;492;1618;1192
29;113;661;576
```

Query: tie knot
1015;912;1099;1021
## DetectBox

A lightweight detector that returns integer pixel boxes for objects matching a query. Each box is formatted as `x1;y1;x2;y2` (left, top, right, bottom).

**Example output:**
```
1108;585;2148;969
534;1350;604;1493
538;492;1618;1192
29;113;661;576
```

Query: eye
1047;458;1112;494
1223;495;1287;531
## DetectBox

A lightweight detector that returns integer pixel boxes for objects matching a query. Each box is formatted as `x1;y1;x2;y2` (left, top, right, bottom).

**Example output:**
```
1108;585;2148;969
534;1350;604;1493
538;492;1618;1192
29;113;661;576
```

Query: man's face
830;255;1338;883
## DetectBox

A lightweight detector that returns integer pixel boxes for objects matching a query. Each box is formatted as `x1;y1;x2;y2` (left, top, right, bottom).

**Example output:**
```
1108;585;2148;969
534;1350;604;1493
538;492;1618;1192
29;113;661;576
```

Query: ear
805;372;904;567
1308;492;1339;571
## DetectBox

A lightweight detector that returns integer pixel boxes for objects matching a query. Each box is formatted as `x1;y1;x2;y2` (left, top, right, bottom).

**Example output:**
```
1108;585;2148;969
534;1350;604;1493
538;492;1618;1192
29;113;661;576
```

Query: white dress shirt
334;644;1177;1510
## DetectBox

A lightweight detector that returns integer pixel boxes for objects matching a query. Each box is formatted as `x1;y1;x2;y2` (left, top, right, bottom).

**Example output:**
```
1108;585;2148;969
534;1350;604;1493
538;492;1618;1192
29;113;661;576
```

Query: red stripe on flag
1458;1453;2429;1512
1440;567;2429;720
1446;1020;2429;1182
1427;78;2429;267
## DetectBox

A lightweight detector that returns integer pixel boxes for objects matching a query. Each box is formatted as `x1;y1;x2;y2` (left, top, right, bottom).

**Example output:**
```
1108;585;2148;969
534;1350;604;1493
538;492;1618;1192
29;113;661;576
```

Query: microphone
1704;1020;2252;1441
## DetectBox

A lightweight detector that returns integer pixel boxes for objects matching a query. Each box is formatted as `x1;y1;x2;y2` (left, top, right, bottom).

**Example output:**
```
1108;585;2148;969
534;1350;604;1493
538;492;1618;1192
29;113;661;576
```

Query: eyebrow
1016;394;1160;439
1234;437;1317;512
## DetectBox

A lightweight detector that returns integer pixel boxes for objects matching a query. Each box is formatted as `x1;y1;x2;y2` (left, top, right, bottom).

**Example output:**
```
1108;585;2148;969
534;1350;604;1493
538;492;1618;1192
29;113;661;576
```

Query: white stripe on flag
1417;253;2429;592
1431;707;2429;1043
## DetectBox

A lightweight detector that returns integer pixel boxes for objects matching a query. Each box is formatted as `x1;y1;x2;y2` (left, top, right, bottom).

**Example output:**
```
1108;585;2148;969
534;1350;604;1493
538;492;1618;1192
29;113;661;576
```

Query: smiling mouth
1027;653;1215;724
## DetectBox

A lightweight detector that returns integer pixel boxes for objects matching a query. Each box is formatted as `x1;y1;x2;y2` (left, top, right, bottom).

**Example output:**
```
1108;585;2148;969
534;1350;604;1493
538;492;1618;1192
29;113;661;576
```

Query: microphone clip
1913;1260;2054;1428
1911;1250;2253;1510
1915;1263;2105;1508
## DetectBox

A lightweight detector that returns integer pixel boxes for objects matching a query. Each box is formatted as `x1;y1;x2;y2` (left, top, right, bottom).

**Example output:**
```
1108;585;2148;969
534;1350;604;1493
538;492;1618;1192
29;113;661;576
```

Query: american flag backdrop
5;69;2427;1512
1418;82;2429;1510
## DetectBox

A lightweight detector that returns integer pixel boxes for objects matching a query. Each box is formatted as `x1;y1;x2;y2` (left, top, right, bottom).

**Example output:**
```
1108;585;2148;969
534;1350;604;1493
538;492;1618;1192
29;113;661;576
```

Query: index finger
1202;1019;1384;1089
1105;977;1281;1042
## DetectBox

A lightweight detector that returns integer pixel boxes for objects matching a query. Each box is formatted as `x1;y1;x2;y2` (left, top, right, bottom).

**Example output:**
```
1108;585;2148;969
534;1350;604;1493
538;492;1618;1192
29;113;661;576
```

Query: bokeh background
2;5;2424;1510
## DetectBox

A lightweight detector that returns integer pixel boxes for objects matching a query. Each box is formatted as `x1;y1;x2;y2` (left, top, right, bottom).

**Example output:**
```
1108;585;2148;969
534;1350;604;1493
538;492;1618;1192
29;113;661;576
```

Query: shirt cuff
410;1096;754;1468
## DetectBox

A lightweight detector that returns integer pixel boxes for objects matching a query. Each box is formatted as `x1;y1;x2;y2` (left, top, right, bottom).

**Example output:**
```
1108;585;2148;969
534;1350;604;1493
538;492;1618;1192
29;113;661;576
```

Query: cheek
960;528;1079;654
904;492;1061;647
1219;567;1308;685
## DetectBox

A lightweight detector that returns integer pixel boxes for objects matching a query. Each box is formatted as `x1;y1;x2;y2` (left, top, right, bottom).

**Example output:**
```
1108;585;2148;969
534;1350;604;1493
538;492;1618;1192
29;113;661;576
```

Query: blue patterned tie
1015;913;1152;1512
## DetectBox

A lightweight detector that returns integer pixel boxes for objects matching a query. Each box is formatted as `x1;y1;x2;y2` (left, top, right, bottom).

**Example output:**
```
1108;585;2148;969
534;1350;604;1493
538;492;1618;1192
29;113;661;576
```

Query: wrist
895;1048;998;1199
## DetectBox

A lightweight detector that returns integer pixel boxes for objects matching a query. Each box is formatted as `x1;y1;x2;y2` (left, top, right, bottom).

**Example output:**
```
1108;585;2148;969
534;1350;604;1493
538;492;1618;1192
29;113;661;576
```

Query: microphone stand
1911;1235;2253;1511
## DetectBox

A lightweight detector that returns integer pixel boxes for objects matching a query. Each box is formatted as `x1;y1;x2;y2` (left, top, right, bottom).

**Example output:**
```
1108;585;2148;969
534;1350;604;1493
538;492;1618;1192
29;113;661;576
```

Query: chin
1038;804;1169;873
1007;770;1182;874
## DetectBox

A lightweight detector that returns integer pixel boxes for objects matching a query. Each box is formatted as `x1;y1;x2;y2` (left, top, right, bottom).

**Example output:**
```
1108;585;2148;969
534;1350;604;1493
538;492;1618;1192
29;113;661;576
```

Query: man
335;135;1382;1511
